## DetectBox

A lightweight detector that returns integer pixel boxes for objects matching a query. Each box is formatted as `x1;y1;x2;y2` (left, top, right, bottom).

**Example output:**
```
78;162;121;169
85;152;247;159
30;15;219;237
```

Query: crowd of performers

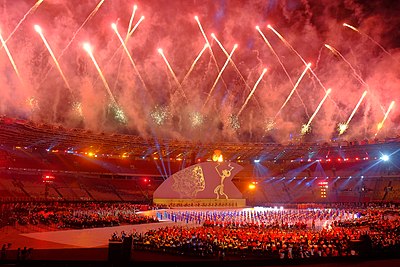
128;206;400;259
0;202;158;229
1;201;400;260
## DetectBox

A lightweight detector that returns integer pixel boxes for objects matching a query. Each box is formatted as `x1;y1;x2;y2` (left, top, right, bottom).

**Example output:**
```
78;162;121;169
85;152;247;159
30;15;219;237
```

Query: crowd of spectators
129;207;400;260
0;202;159;229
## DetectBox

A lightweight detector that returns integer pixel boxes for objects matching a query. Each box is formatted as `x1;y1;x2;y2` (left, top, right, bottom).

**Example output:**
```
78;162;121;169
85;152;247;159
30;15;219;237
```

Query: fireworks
113;105;128;124
237;68;267;116
269;25;331;96
256;26;292;84
158;48;187;100
375;101;395;137
180;44;209;86
228;114;240;131
58;0;105;59
150;105;171;126
83;42;118;105
301;124;311;135
72;102;83;117
26;97;39;111
111;23;148;91
2;0;44;45
264;118;276;132
325;44;370;89
0;31;21;81
194;16;227;89
256;25;309;117
343;23;392;57
34;25;72;92
126;5;138;39
203;44;238;108
337;123;348;135
301;89;332;135
211;33;251;92
275;63;311;118
189;111;205;128
128;16;145;38
343;23;359;32
0;2;396;142
339;91;368;135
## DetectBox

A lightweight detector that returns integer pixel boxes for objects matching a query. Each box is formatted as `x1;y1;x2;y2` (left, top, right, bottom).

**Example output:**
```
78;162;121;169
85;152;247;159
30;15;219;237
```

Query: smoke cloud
0;0;399;143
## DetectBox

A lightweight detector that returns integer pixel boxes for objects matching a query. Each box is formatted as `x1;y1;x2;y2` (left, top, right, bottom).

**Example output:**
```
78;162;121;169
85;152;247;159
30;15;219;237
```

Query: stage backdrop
153;162;246;207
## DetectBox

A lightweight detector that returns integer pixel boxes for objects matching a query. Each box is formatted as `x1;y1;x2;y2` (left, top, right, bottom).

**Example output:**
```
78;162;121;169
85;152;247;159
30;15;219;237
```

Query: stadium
1;0;400;266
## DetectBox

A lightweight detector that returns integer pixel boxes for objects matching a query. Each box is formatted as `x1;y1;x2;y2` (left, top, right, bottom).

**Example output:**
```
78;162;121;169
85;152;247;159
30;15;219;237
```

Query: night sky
0;0;399;143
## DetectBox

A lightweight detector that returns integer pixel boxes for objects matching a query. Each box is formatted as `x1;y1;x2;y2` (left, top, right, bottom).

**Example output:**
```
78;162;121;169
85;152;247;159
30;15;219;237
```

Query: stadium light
381;154;389;161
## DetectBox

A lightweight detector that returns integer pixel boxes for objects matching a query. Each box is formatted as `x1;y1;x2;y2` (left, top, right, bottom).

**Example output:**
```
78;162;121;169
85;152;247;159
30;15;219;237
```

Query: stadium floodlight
254;159;261;163
381;154;389;161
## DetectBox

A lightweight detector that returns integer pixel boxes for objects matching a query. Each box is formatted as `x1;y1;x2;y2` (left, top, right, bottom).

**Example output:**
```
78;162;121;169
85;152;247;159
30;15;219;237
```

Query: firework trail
126;5;138;40
301;89;332;135
2;0;44;45
324;44;386;115
194;16;228;89
275;63;311;118
158;48;188;101
111;23;149;94
83;43;117;105
375;101;395;137
107;16;145;70
203;44;237;108
180;43;209;86
127;16;145;42
268;25;329;93
38;0;106;87
34;25;72;92
237;68;267;116
211;33;251;90
256;26;308;117
343;23;392;58
338;91;367;135
0;32;22;81
324;44;367;86
58;0;106;60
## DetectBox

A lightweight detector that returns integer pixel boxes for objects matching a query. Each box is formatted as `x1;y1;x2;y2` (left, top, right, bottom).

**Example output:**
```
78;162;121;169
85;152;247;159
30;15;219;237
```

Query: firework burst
189;111;204;128
150;105;171;126
228;114;240;131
